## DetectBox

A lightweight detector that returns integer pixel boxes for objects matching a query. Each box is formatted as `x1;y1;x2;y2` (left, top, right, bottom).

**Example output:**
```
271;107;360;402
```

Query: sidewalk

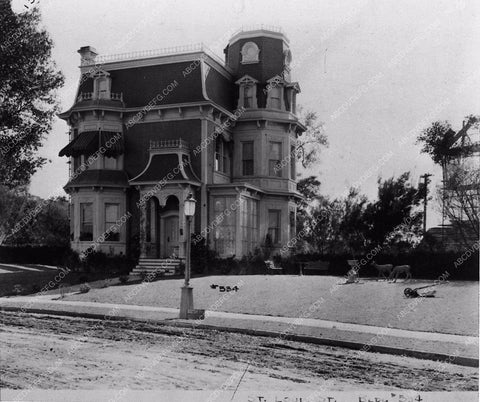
0;295;478;367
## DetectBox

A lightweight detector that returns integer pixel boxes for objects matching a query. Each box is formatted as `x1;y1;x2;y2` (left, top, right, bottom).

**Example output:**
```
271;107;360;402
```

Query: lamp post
179;193;196;319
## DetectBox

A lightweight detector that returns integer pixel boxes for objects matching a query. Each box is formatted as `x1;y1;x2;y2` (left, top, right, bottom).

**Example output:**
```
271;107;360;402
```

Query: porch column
139;201;147;259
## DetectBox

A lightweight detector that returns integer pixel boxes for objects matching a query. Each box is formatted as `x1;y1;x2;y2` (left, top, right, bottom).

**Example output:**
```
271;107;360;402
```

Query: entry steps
132;258;182;276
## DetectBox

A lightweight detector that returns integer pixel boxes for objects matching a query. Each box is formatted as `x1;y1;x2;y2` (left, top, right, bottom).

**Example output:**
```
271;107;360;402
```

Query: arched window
241;41;260;64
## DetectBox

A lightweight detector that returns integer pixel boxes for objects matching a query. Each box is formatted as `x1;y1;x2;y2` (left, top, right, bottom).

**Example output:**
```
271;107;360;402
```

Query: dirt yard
0;311;477;392
64;275;479;336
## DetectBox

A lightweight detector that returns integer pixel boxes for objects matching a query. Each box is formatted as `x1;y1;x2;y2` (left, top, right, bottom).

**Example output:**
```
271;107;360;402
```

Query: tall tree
364;172;423;249
0;4;64;188
296;107;328;168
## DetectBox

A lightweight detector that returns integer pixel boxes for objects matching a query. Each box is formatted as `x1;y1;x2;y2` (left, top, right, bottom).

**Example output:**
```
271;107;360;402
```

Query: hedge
0;246;135;274
0;245;69;265
289;250;479;280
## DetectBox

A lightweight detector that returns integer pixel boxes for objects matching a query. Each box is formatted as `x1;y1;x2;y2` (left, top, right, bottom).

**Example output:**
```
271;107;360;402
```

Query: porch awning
129;153;200;185
59;131;124;157
64;169;129;189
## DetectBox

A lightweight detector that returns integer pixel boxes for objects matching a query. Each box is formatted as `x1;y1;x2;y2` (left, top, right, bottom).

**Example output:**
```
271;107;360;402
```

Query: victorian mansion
59;27;304;271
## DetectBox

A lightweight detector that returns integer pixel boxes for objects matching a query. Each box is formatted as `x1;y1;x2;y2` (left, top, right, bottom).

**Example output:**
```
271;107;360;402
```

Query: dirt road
0;312;477;392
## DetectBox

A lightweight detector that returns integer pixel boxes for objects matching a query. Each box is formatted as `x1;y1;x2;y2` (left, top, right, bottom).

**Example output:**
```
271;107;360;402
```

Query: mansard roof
60;47;235;114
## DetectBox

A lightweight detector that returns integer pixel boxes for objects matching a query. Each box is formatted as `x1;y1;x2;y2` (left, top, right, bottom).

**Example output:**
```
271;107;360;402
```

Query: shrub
239;251;267;275
30;284;40;294
0;245;69;265
79;283;90;294
13;284;24;295
78;275;89;283
80;250;135;274
190;234;217;275
61;248;81;271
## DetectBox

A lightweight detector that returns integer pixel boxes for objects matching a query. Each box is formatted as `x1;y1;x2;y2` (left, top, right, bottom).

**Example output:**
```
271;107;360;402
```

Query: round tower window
241;42;260;64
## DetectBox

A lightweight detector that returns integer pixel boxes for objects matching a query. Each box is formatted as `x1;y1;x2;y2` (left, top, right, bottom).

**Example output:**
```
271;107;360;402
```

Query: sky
12;0;480;228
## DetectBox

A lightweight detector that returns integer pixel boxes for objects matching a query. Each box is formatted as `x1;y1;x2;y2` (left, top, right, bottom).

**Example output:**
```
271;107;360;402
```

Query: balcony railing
77;92;124;102
149;138;189;150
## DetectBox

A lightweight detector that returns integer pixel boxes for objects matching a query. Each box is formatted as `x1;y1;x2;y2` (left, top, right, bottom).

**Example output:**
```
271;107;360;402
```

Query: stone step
132;267;177;273
132;259;182;276
139;259;181;263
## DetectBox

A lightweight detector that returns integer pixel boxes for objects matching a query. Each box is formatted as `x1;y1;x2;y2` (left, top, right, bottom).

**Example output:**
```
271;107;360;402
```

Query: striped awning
59;131;124;157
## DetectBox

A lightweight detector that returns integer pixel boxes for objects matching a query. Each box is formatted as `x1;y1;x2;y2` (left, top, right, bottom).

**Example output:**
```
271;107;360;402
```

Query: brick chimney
78;46;98;66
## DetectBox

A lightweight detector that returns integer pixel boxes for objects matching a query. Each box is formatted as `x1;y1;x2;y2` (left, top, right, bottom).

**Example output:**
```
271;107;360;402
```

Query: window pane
242;142;254;176
244;86;253;108
212;197;236;255
105;204;118;222
269;142;282;177
105;156;117;170
242;142;253;159
270;87;281;109
80;203;93;241
268;210;280;244
105;203;120;242
214;198;225;212
269;142;281;159
290;211;296;241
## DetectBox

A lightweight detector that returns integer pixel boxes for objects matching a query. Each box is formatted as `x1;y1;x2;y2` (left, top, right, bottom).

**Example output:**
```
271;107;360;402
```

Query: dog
372;261;393;280
389;265;412;282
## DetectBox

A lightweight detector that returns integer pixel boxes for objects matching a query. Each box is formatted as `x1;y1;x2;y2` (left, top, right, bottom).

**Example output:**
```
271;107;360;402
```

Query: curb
2;305;478;368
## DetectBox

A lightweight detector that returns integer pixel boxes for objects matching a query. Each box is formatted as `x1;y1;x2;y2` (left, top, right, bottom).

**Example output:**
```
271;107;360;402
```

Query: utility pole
420;173;432;234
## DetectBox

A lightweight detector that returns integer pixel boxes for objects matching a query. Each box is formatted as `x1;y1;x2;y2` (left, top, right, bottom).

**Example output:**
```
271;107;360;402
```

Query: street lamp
179;193;196;319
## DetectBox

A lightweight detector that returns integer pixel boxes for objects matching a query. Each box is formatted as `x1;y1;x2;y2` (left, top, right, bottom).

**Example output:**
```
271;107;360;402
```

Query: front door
163;215;179;258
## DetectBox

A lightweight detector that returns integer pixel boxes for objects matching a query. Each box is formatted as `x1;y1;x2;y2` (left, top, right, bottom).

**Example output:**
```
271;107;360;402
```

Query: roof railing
77;92;123;102
232;24;283;36
86;43;225;67
149;138;190;150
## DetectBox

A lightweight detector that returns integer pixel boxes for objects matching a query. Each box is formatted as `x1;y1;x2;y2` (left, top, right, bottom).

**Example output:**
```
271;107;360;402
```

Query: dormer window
285;82;301;114
266;77;285;110
269;87;282;109
241;41;260;64
244;86;254;108
92;71;111;100
235;75;258;109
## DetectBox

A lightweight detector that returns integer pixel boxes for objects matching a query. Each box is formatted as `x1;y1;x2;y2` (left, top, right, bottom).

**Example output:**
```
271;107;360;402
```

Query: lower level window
268;210;281;244
289;210;296;242
212;197;236;255
105;203;120;241
80;203;93;241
